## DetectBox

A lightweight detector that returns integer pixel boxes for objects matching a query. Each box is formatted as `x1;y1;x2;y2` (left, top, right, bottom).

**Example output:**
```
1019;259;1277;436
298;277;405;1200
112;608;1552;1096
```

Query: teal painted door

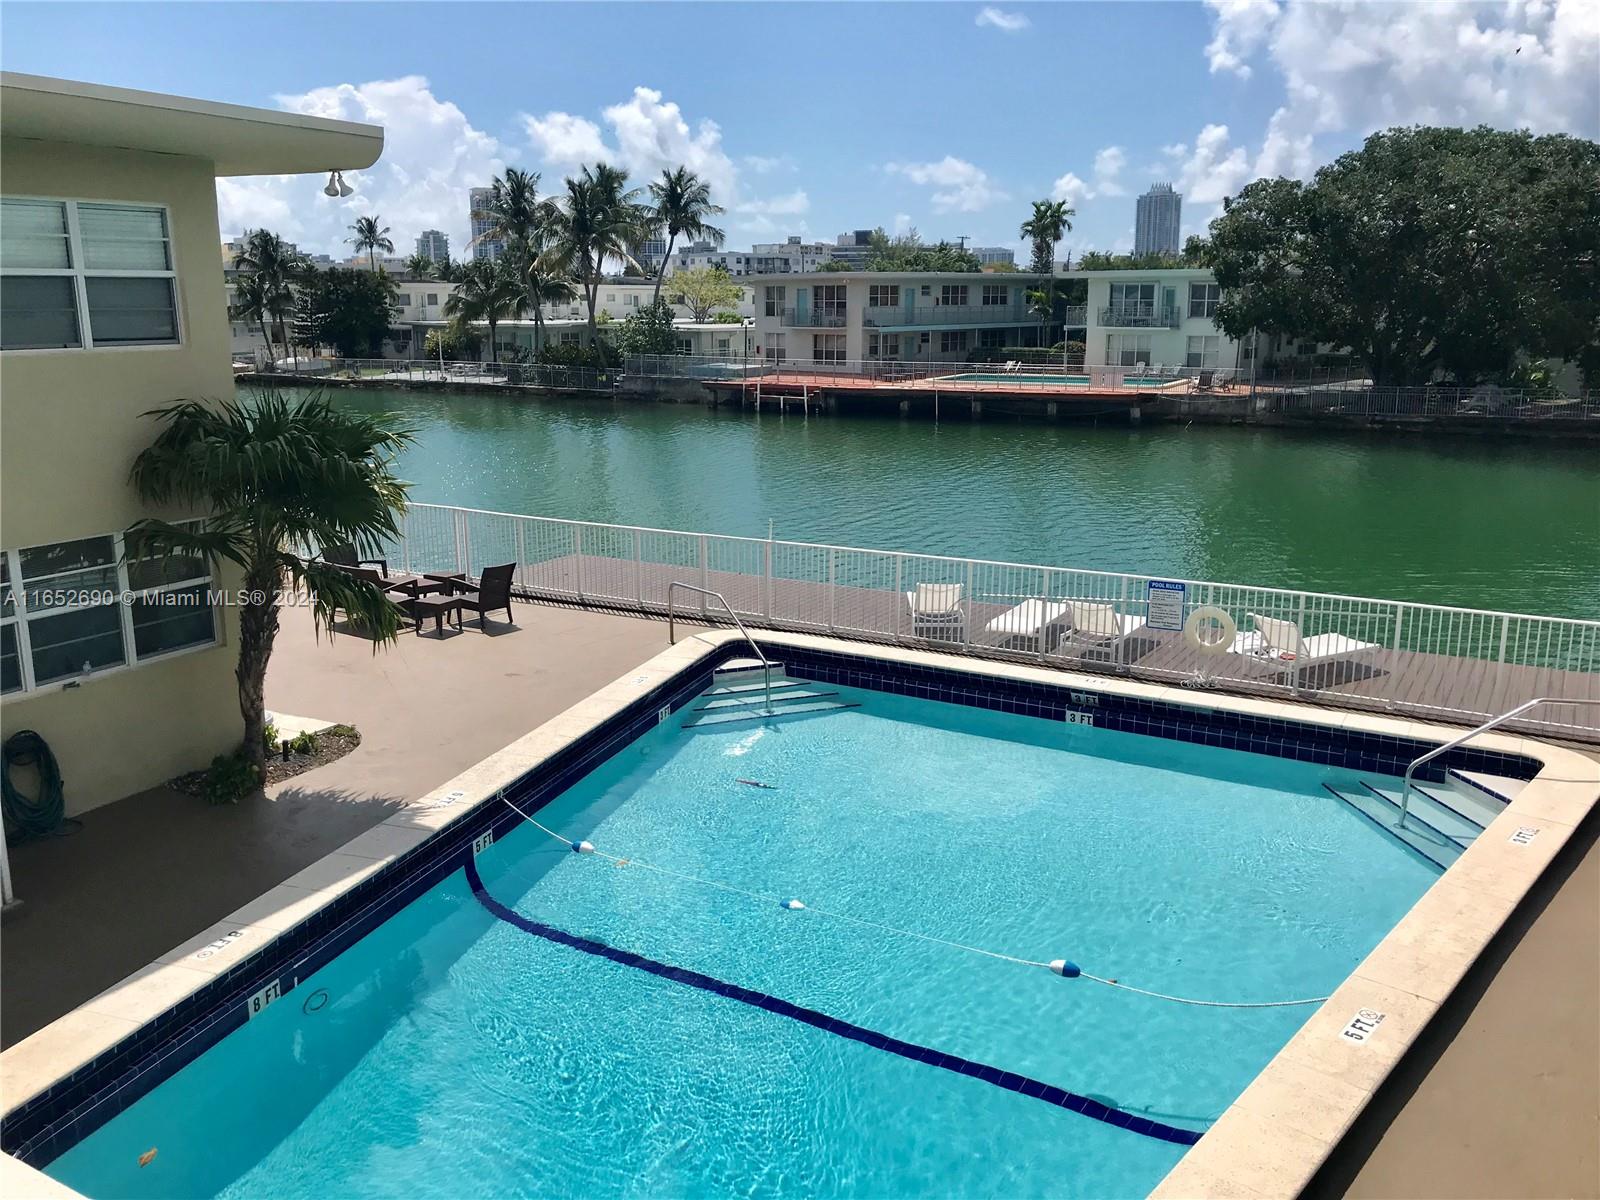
904;286;915;322
795;287;809;325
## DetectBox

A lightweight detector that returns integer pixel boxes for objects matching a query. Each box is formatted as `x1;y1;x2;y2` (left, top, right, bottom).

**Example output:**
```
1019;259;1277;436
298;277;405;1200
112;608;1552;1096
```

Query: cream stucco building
0;73;383;818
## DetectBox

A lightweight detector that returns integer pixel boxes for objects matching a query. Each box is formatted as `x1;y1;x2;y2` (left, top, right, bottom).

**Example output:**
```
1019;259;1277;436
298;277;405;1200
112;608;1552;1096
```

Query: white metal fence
386;503;1600;741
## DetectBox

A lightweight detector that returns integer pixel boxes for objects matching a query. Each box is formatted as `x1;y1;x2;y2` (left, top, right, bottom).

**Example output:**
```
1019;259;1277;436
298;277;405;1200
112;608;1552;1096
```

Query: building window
1107;333;1153;366
716;337;731;353
764;286;785;317
814;333;846;362
939;330;969;354
1108;281;1156;322
978;328;1008;348
426;293;438;306
981;284;1009;306
1188;282;1220;319
0;198;179;351
867;332;899;359
764;332;786;362
868;284;900;307
1185;335;1221;367
2;529;217;695
396;293;412;306
938;284;968;307
606;293;616;302
813;285;846;323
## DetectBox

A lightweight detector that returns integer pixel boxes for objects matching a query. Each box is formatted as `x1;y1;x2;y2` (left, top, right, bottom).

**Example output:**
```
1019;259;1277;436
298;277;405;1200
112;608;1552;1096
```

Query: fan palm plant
545;164;648;346
647;167;726;304
231;230;307;369
444;257;526;364
128;391;415;780
348;215;395;271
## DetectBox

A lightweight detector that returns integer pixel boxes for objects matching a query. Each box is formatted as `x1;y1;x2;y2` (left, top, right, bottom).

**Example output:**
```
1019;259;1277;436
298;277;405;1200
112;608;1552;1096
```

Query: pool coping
2;628;1595;1197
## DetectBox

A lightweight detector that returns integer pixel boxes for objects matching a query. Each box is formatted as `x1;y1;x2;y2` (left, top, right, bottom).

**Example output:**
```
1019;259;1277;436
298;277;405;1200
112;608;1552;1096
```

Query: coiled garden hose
2;729;77;842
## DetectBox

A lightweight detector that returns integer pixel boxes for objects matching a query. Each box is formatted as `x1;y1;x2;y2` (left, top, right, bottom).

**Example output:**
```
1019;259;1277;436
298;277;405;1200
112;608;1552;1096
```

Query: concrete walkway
1;598;1595;1196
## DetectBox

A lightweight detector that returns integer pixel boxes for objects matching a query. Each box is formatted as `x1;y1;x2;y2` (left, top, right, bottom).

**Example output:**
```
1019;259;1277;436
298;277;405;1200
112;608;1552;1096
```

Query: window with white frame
937;284;968;307
396;293;412;307
1188;282;1220;319
716;336;731;353
2;530;216;695
1108;281;1156;321
1185;335;1221;367
939;330;969;354
867;332;899;359
606;292;616;302
980;284;1009;306
763;286;785;317
978;328;1007;348
426;293;438;306
0;198;180;351
813;333;845;362
764;331;786;361
813;285;846;321
677;337;694;354
868;284;900;307
1106;333;1152;366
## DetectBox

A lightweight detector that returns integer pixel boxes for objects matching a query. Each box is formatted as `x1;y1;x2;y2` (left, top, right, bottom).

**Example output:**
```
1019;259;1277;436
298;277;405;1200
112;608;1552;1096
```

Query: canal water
311;387;1600;619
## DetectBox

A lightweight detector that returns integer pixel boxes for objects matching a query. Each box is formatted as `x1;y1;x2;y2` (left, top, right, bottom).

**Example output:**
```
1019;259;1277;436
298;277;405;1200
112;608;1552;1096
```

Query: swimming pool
939;372;1173;387
6;639;1554;1199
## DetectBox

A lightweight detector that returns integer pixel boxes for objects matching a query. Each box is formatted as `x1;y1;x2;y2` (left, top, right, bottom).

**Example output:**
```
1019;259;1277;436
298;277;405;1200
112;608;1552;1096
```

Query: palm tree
229;271;276;368
348;215;394;271
1019;198;1074;276
128;391;414;780
647;166;725;304
403;251;436;279
444;257;526;364
1026;286;1055;349
545;163;648;346
523;258;578;356
470;168;551;264
231;230;307;369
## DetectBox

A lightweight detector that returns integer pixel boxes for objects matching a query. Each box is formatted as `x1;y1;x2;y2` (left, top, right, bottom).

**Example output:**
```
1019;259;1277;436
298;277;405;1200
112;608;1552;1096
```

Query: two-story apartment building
747;267;1243;371
0;72;383;816
747;272;1085;364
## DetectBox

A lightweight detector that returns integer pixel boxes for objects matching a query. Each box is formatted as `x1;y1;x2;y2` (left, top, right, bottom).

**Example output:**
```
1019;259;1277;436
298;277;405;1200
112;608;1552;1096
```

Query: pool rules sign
1146;581;1187;631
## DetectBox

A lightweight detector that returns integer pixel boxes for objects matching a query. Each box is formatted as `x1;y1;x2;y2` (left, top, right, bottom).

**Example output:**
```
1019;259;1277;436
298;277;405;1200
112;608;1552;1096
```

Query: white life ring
1184;607;1237;657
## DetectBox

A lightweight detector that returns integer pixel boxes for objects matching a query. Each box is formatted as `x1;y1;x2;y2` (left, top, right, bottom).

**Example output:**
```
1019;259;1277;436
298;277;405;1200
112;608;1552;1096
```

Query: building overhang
0;72;383;176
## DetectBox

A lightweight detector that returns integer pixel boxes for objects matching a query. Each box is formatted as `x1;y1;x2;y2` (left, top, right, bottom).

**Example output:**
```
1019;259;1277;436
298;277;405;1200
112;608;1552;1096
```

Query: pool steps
682;667;860;728
1321;771;1513;871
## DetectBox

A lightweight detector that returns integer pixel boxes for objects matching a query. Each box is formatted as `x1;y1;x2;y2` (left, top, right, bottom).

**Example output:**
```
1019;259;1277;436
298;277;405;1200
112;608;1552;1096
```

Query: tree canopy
862;228;981;272
293;267;399;357
669;266;745;321
615;298;680;355
1193;126;1600;386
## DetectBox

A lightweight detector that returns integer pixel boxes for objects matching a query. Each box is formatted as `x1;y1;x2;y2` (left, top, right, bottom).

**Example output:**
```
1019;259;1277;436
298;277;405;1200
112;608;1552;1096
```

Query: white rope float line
494;793;1332;1010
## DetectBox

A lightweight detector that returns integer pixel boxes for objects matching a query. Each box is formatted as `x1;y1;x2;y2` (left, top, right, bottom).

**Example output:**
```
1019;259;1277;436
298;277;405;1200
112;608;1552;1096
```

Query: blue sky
3;2;1595;262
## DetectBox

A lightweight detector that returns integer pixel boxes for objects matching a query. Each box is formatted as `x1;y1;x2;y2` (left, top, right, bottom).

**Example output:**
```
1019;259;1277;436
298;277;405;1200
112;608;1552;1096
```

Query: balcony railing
1098;305;1180;329
780;307;849;328
862;302;1026;328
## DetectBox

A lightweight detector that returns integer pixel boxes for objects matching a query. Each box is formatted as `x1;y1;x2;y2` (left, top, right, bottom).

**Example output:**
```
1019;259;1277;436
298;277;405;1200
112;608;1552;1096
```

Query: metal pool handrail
667;581;775;711
1400;697;1600;827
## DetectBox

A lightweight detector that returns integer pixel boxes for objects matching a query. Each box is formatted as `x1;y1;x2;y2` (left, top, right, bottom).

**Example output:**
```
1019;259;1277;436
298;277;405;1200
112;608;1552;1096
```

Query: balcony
1097;305;1179;329
862;302;1029;328
779;307;848;328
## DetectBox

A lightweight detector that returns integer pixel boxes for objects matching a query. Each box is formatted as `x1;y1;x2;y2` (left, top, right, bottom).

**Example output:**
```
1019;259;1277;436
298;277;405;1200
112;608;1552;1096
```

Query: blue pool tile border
0;639;1541;1167
461;855;1202;1146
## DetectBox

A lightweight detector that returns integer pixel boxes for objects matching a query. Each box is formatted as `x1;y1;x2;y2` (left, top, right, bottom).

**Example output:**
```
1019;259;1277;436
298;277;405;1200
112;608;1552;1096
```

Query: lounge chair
442;562;517;630
905;582;965;640
1239;613;1379;667
1196;369;1216;391
1064;600;1146;648
1002;360;1021;373
984;598;1067;646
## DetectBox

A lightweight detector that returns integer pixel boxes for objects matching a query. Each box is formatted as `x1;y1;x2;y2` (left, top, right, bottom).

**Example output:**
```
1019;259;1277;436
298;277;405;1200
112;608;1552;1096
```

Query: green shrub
538;341;622;368
203;751;260;805
711;311;744;324
327;723;358;738
290;731;320;755
262;720;280;751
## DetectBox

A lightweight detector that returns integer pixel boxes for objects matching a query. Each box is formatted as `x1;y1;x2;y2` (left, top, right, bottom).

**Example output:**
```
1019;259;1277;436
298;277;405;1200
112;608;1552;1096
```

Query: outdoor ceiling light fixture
323;170;354;198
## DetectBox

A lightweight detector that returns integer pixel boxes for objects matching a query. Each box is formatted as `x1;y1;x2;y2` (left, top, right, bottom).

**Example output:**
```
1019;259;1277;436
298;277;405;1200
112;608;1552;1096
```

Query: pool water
940;372;1171;387
49;685;1439;1199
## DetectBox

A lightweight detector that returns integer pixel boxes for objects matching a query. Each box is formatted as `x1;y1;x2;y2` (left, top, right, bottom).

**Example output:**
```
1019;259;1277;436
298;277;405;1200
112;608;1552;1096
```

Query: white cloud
975;6;1030;33
522;111;607;164
736;189;809;216
1165;123;1253;205
1048;144;1126;208
217;76;503;260
742;154;795;174
1202;0;1599;184
892;212;914;234
886;156;1008;213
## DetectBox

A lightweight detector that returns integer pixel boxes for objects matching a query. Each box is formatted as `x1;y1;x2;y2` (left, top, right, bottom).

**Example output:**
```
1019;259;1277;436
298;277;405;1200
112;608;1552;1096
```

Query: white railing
388;503;1600;741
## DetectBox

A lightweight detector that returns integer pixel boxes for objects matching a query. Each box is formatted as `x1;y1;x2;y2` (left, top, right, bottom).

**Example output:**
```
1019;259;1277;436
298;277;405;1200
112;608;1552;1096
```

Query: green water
313;387;1599;618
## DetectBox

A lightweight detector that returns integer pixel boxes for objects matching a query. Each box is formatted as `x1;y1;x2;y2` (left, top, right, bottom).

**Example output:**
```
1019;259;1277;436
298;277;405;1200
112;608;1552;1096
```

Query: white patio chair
1002;360;1021;373
1064;600;1146;648
905;583;966;640
1239;613;1379;667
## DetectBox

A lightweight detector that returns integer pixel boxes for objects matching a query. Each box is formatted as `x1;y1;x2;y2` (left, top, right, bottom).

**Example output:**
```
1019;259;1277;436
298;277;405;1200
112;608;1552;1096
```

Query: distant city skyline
5;2;1591;262
1134;184;1182;257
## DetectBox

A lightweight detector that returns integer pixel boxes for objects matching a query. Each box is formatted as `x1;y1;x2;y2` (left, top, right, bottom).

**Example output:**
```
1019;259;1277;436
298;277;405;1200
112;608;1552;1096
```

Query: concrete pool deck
1;600;1596;1197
